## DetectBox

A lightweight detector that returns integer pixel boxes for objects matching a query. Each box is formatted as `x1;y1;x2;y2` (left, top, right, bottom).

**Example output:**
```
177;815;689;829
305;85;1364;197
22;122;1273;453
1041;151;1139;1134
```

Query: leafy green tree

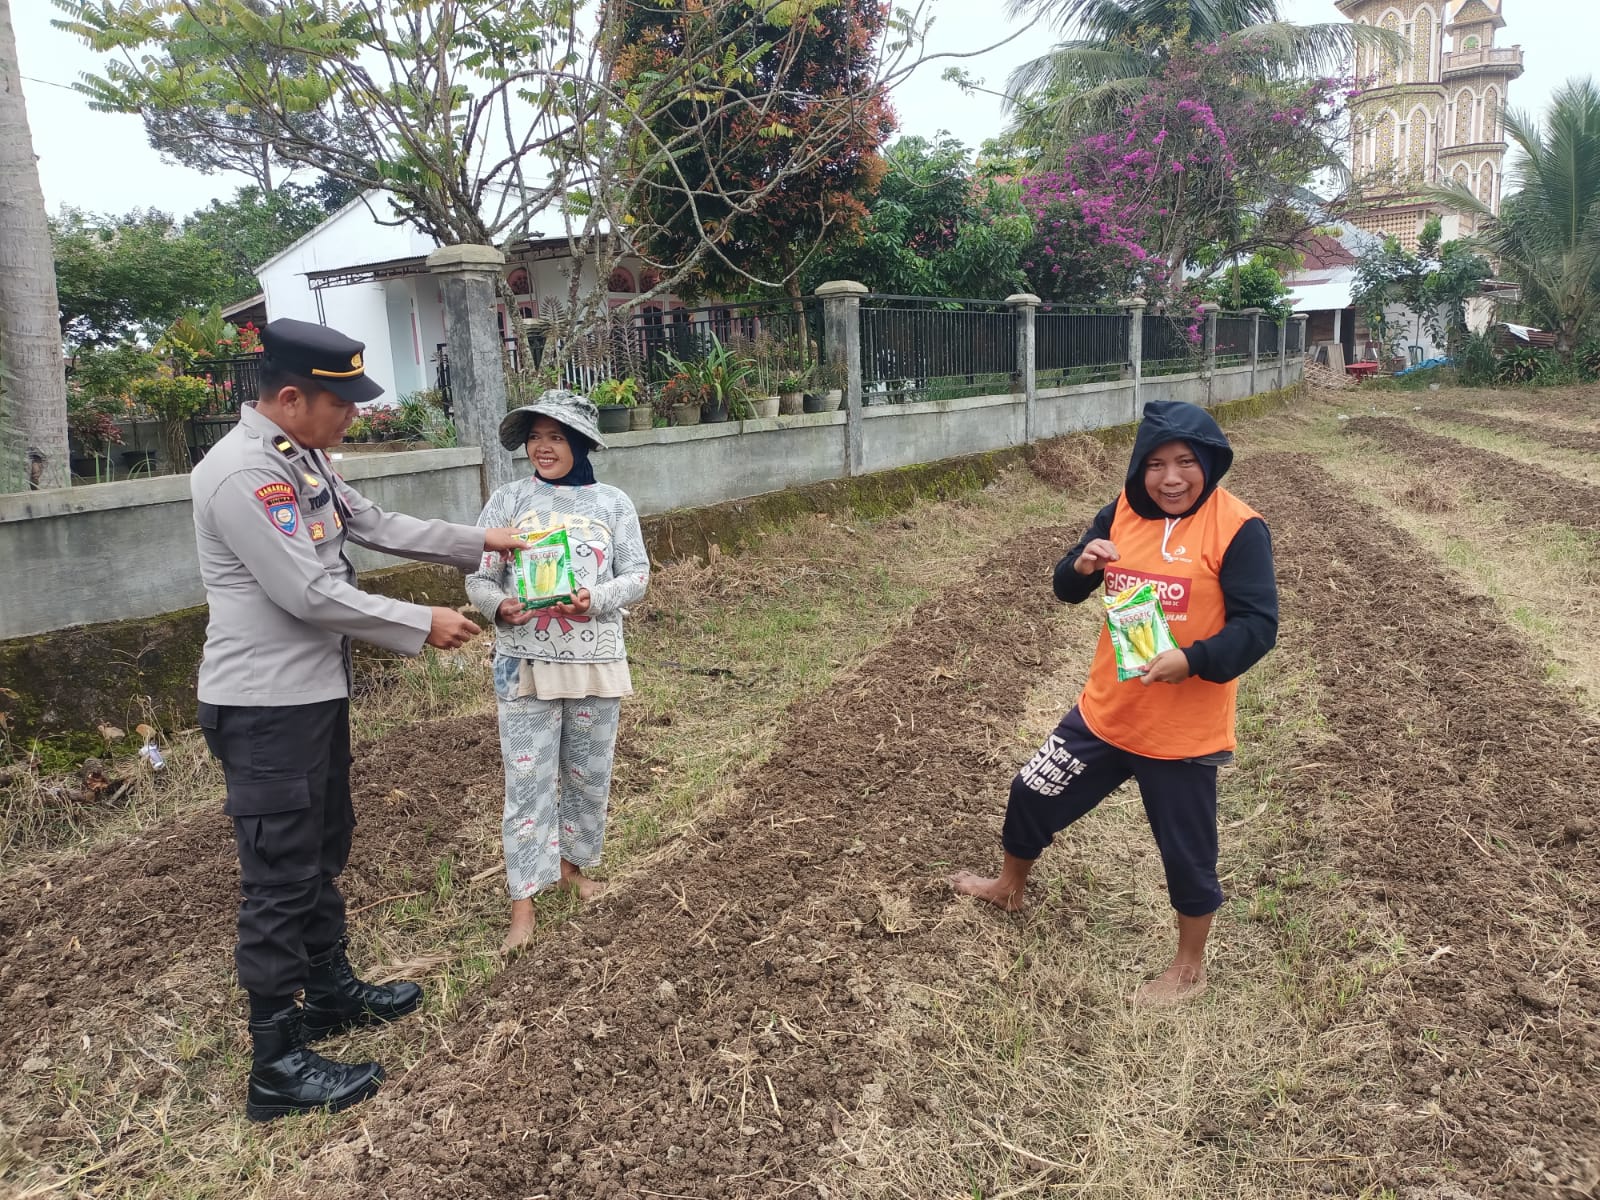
616;0;896;299
1352;215;1491;360
183;184;332;303
130;0;355;193
1202;253;1292;320
1433;79;1600;360
55;0;938;352
50;208;230;348
797;135;1031;297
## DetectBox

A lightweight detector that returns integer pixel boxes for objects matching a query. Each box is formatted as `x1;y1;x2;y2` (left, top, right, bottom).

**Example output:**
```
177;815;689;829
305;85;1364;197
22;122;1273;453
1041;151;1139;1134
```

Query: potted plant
802;361;846;413
629;383;656;431
777;370;806;415
661;334;754;424
590;377;640;434
367;408;401;444
346;415;373;443
661;374;704;426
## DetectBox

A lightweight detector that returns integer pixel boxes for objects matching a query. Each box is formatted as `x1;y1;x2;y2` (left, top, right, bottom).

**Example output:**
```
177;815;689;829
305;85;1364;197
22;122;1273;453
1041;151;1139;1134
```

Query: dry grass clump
1029;434;1117;494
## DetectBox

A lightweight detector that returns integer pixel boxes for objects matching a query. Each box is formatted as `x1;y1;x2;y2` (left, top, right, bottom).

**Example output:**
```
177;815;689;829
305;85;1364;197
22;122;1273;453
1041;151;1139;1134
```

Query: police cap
261;318;384;403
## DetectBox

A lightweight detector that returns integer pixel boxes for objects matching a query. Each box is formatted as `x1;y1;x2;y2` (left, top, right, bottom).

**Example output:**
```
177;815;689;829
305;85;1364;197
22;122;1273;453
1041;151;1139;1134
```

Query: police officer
190;318;528;1122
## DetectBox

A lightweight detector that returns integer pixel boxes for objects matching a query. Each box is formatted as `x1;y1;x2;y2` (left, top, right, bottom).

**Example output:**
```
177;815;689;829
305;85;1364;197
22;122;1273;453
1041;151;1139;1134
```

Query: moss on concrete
0;562;467;762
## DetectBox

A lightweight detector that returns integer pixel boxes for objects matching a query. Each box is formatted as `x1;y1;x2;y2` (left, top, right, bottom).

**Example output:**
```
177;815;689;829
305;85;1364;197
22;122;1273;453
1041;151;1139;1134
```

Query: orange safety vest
1077;486;1261;760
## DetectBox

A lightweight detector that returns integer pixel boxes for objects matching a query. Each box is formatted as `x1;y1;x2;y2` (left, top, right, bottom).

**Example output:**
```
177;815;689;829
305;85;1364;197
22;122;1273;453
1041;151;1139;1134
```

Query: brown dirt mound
275;526;1081;1200
0;715;502;1076
1432;409;1600;454
1345;416;1600;532
1233;454;1600;1198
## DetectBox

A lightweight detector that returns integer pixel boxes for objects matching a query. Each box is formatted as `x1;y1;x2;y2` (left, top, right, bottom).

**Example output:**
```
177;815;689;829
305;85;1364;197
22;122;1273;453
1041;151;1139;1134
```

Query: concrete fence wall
1;358;1300;641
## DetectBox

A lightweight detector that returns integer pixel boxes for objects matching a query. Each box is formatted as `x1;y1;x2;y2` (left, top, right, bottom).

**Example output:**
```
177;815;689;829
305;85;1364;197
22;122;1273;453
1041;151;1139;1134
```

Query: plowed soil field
5;384;1599;1200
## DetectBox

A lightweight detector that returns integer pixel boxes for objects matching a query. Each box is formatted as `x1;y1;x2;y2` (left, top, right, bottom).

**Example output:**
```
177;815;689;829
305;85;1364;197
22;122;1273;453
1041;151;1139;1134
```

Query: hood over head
1124;401;1234;520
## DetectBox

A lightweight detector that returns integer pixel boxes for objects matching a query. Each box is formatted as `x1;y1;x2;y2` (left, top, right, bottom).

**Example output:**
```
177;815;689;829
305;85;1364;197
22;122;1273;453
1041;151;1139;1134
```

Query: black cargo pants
199;699;355;996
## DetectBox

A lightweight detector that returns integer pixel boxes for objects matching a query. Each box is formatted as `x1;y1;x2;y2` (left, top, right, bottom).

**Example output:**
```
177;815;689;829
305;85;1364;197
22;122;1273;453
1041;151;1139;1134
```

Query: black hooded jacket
1053;401;1278;684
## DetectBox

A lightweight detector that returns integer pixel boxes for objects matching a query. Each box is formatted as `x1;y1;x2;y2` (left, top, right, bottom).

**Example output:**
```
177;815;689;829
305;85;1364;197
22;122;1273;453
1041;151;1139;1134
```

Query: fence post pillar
1292;315;1309;387
427;244;515;502
1006;293;1041;443
1122;297;1146;420
1277;314;1289;390
1199;303;1221;406
816;279;867;477
1242;307;1264;396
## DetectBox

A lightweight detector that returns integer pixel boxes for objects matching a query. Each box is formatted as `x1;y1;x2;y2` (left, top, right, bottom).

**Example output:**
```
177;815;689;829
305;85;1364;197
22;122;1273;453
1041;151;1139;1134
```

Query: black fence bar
1214;314;1257;365
860;296;1015;404
1142;312;1202;375
1036;308;1130;385
437;300;823;410
1287;319;1306;354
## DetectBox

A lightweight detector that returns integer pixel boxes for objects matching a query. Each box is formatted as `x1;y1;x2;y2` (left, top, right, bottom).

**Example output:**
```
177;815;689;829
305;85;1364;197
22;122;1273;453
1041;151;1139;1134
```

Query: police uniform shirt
190;403;484;707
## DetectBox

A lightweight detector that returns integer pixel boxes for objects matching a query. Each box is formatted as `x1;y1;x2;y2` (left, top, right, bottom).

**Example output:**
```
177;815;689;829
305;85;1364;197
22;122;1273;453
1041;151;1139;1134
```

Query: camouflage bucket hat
498;388;607;452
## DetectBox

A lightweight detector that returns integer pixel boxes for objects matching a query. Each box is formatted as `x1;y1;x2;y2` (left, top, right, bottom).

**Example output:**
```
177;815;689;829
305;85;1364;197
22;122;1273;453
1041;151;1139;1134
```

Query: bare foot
1131;962;1207;1008
500;899;536;955
558;864;608;902
949;871;1025;912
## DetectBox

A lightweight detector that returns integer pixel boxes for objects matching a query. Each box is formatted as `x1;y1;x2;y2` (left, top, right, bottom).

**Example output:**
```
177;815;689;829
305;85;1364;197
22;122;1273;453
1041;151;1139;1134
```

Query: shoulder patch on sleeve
255;481;300;536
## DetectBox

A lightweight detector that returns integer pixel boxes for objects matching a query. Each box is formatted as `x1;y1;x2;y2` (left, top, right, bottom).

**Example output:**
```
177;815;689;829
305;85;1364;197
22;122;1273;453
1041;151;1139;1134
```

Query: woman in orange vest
952;401;1278;1006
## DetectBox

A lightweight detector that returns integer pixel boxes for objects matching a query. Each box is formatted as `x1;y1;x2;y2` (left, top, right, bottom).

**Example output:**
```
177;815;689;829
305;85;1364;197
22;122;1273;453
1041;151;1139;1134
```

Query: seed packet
1103;582;1179;681
511;529;576;609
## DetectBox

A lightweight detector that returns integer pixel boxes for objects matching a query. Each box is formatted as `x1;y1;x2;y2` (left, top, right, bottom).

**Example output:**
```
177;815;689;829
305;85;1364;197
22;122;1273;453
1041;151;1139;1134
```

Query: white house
255;192;687;400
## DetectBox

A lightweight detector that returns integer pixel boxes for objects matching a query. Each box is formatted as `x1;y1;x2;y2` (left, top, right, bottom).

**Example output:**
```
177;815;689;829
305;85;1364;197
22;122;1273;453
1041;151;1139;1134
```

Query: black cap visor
318;372;385;404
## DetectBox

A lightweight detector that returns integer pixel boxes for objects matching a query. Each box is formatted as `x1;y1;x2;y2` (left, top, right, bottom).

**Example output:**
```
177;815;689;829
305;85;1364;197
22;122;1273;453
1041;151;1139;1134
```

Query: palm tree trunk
0;0;69;492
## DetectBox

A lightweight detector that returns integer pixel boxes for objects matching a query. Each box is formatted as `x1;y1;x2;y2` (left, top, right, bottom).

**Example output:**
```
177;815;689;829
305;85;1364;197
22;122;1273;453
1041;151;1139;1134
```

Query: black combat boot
301;937;424;1041
246;1006;384;1123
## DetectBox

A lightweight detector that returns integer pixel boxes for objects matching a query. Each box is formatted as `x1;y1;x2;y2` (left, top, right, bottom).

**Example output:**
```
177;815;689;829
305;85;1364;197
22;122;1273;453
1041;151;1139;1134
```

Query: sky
10;0;1592;221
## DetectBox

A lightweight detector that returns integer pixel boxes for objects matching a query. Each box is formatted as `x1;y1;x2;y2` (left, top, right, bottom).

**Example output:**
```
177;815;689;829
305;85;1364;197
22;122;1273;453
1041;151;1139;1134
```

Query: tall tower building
1337;0;1522;248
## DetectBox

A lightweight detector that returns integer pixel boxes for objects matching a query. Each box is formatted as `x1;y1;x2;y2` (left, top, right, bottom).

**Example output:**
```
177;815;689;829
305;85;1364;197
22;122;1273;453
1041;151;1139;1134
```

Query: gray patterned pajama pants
495;695;621;898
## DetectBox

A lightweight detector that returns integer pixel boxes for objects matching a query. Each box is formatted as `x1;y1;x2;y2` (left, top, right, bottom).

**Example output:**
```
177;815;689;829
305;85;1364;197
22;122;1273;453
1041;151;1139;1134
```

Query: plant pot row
666;390;843;427
597;405;655;434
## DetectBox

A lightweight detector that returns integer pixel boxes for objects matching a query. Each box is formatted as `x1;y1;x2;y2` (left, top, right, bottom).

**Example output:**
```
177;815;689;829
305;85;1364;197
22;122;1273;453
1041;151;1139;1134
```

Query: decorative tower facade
1337;0;1522;248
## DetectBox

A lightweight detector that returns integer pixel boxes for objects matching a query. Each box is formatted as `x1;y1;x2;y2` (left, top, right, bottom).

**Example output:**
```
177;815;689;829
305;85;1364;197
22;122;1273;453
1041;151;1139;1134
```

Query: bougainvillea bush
1019;37;1349;306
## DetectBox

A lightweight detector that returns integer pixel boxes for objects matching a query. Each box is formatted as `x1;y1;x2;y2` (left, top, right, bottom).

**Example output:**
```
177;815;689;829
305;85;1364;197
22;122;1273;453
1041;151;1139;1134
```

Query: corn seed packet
1103;582;1179;682
511;529;576;610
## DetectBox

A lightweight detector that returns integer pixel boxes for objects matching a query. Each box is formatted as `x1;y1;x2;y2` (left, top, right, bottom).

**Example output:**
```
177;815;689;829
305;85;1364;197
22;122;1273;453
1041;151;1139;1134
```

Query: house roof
1295;233;1359;272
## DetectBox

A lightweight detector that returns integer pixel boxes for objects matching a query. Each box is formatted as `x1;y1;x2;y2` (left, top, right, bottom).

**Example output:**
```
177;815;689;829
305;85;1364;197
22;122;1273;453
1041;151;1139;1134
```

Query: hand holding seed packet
511;529;578;610
1103;582;1180;682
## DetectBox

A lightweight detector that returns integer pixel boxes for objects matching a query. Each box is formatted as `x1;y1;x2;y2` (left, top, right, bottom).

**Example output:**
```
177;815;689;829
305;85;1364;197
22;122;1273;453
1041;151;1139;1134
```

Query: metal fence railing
185;353;263;461
860;296;1015;404
1142;313;1202;376
438;300;824;410
1214;314;1258;366
1036;307;1130;386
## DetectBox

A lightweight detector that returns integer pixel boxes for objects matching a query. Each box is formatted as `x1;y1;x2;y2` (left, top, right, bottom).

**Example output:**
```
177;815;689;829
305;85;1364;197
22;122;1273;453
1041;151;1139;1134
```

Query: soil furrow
1232;453;1600;1198
1428;409;1600;454
279;525;1080;1200
0;716;504;1072
1344;416;1600;532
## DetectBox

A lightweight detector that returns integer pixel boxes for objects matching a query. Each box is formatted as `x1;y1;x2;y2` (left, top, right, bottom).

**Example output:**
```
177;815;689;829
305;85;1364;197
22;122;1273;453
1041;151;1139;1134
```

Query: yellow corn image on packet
511;528;577;610
1103;581;1179;681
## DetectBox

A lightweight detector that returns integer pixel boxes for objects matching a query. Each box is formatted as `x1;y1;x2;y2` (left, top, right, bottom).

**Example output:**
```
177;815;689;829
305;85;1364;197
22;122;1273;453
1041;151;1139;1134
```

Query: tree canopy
796;135;1031;298
1017;36;1346;304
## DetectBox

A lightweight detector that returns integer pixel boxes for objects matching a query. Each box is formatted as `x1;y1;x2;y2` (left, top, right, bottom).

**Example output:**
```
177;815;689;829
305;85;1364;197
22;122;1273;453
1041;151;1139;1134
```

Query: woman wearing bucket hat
465;389;651;952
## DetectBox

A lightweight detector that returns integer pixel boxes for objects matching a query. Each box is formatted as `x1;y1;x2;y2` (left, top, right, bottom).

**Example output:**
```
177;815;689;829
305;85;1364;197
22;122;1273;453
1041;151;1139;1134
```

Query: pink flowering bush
1020;39;1348;306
